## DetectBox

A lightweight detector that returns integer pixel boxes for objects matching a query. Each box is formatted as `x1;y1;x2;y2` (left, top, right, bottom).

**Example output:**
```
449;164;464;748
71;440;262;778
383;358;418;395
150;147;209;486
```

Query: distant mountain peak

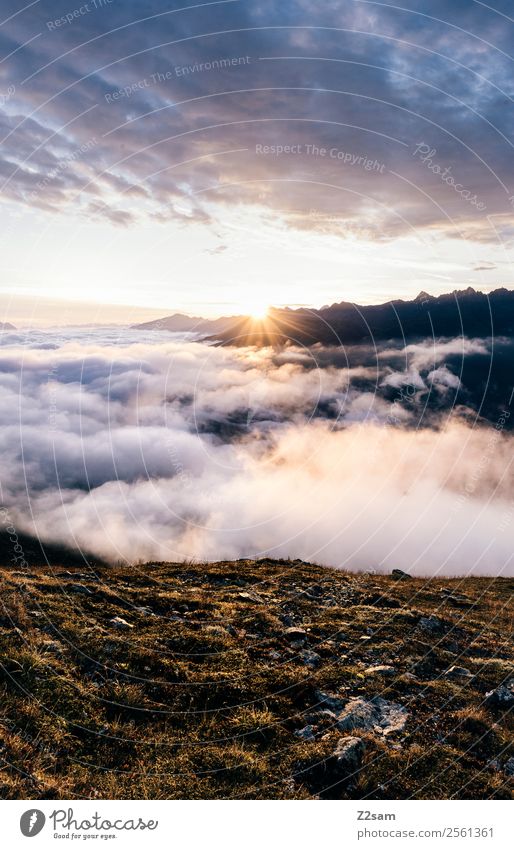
414;291;435;302
452;286;480;297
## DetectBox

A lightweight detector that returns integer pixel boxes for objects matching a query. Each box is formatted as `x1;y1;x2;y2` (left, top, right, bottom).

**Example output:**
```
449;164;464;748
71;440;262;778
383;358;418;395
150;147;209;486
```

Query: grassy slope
0;558;512;800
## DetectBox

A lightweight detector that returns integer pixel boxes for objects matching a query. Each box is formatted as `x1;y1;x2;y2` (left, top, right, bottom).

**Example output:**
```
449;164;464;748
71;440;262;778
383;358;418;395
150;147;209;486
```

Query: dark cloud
0;0;512;239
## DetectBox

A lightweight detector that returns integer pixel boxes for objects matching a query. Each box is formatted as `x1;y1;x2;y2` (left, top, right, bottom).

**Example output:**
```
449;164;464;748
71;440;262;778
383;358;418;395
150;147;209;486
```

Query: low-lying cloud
0;328;513;576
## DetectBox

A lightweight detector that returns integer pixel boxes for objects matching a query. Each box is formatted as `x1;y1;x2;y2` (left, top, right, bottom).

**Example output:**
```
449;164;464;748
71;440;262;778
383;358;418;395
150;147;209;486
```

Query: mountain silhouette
207;288;514;347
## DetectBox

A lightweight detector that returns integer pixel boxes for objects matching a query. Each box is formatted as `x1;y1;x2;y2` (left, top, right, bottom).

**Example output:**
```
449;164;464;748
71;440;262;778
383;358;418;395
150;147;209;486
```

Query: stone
336;699;377;732
444;665;473;681
315;690;345;713
294;725;315;742
134;606;157;617
485;679;514;709
336;697;408;736
333;736;366;775
373;698;409;735
417;615;444;634
109;616;133;630
284;627;308;644
365;665;396;677
304;709;337;724
441;593;473;608
238;591;264;603
392;569;412;580
300;650;321;668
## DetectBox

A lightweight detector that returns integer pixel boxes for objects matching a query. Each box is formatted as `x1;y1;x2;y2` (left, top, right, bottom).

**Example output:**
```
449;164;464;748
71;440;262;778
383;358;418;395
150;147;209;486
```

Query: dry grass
0;557;512;799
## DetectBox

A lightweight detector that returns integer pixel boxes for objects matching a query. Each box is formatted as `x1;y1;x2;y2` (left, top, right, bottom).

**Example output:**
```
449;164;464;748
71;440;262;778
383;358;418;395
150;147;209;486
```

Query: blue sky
1;0;513;322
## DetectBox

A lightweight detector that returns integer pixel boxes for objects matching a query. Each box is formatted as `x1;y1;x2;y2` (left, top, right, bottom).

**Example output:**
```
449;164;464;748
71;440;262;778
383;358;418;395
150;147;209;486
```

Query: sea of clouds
0;327;512;576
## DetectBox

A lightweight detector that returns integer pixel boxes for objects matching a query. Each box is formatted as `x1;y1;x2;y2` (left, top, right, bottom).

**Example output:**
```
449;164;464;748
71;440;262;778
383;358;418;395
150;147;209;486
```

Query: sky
1;0;514;323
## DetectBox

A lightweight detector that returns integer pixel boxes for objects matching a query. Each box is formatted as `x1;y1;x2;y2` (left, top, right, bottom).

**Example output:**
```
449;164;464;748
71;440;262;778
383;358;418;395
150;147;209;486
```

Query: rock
315;690;345;713
238;591;264;603
333;736;366;775
443;665;473;681
305;709;337;725
392;569;412;580
373;698;409;735
417;615;444;634
485;679;514;710
336;698;377;732
134;606;157;617
295;725;315;742
69;584;93;595
440;592;474;608
504;758;514;776
361;593;400;609
109;616;133;630
300;649;321;668
336;697;408;736
365;665;396;677
284;627;308;644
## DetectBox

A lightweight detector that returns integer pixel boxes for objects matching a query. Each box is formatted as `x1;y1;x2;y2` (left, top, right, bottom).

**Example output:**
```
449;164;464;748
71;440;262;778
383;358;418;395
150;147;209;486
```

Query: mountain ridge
132;288;514;346
208;287;514;347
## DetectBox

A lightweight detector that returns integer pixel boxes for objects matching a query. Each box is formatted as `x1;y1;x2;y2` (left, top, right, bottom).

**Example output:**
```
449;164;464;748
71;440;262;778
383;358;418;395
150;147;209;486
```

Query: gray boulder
485;679;514;709
443;666;473;681
333;736;365;775
392;569;412;580
336;697;408;736
315;690;345;713
418;615;444;634
295;725;315;742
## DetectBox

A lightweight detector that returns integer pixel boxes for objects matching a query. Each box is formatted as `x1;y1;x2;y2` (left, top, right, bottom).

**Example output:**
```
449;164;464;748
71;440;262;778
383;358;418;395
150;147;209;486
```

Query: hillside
0;557;512;800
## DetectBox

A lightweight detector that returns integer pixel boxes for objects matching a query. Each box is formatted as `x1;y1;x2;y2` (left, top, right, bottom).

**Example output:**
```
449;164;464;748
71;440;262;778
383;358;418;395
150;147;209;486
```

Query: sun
245;300;270;320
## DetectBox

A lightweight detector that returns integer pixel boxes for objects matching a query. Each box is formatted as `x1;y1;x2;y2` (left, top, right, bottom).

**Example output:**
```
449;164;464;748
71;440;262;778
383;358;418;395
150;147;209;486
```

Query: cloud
0;328;513;576
0;1;512;239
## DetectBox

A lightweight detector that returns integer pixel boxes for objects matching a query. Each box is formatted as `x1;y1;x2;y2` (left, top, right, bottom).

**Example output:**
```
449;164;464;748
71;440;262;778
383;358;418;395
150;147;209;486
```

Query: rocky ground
0;557;512;799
